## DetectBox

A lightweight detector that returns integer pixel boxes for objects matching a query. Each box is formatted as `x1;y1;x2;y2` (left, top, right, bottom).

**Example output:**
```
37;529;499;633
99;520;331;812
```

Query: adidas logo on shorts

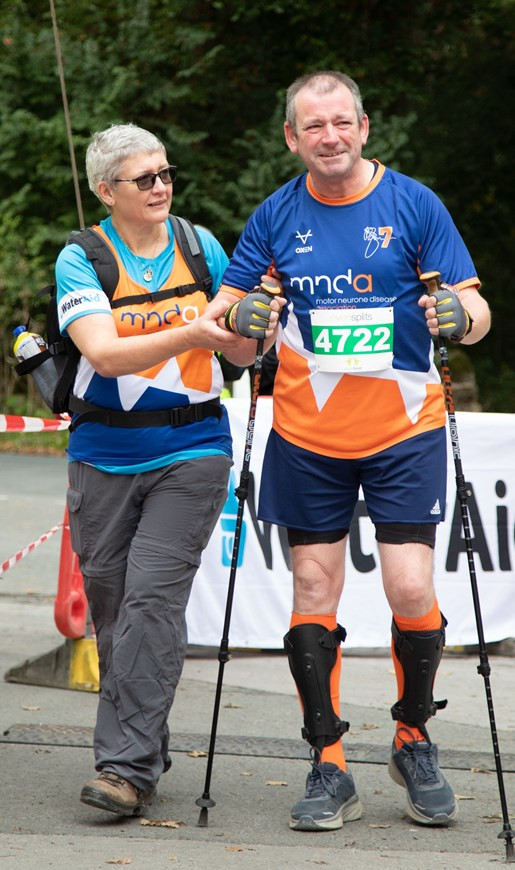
430;499;441;515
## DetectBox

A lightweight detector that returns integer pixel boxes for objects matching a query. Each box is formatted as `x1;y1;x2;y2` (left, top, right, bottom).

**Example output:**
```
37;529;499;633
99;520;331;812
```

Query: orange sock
290;611;346;771
392;599;442;749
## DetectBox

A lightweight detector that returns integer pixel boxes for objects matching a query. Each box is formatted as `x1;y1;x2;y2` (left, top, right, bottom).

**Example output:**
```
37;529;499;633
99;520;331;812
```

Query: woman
56;123;281;816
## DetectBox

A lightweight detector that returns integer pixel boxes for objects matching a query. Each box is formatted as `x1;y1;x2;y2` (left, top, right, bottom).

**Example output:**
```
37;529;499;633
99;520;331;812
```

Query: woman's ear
97;180;114;208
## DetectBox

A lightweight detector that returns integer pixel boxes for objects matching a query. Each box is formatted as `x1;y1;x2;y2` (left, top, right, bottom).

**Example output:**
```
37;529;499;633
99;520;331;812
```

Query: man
219;71;491;831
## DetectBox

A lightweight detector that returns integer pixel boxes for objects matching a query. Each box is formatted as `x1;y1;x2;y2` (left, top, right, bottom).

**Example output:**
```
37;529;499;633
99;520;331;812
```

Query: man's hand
225;279;284;340
419;285;473;342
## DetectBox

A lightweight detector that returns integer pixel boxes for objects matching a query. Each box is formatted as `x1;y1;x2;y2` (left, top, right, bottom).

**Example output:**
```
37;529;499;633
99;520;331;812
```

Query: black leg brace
284;622;349;755
390;615;448;739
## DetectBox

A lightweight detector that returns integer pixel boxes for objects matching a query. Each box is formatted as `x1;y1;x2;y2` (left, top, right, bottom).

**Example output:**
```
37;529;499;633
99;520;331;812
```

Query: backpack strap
67;395;223;431
169;215;213;300
67;227;119;299
110;282;210;309
69;218;212;307
52;342;82;414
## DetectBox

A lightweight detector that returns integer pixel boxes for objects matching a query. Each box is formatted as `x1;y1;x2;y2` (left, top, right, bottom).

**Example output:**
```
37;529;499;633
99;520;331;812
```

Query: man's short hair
285;70;364;135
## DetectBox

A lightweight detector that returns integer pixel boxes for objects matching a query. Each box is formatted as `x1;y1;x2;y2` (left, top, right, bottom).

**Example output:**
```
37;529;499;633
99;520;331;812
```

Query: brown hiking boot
80;770;156;816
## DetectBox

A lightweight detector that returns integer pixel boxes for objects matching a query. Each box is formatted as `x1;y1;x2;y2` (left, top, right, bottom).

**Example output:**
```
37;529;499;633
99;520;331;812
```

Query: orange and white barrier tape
0;523;64;575
0;414;70;433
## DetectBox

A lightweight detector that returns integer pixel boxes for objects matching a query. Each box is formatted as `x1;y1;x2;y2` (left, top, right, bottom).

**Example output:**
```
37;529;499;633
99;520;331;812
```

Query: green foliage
0;0;513;415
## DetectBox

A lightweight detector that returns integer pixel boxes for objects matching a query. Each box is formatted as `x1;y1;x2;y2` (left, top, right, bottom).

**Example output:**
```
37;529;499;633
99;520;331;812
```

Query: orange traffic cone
54;506;88;640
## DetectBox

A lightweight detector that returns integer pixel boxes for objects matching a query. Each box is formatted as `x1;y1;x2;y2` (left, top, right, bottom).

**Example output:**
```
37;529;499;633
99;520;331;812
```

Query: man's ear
284;122;299;155
359;114;370;147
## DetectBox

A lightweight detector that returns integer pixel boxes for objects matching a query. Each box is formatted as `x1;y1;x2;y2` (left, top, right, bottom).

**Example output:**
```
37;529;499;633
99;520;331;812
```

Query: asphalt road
1;452;515;869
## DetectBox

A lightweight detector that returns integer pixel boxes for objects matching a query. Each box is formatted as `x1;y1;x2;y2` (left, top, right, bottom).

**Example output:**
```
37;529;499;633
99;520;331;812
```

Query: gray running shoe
290;761;363;831
389;736;458;826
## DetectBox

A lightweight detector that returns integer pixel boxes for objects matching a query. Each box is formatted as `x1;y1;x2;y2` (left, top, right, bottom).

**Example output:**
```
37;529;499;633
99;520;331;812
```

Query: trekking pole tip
195;794;215;828
197;807;208;827
498;826;515;862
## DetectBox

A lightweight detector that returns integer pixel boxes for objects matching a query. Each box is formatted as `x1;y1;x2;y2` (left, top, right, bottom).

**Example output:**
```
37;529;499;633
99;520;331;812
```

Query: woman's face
104;150;173;228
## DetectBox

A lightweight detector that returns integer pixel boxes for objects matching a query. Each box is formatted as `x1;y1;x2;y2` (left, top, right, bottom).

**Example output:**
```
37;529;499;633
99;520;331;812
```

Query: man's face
284;83;369;192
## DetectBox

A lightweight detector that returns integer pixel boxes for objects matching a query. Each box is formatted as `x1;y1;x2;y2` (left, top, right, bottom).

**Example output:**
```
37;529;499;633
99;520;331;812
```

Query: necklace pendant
143;267;153;282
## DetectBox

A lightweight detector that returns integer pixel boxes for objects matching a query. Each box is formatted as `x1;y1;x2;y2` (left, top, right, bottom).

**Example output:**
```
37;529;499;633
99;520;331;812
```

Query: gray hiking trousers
67;455;231;791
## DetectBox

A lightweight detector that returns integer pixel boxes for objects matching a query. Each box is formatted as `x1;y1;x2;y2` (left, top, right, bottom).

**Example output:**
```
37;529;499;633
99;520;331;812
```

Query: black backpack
15;215;224;429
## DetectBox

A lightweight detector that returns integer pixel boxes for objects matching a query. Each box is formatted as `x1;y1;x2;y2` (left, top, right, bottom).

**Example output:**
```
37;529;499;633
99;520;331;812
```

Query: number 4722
314;325;392;355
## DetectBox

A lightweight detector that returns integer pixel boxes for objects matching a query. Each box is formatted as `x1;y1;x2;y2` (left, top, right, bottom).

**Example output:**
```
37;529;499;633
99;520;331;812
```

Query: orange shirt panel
273;344;445;459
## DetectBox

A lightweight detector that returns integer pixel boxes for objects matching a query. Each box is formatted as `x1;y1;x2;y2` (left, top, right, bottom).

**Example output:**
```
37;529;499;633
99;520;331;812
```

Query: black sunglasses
114;165;177;191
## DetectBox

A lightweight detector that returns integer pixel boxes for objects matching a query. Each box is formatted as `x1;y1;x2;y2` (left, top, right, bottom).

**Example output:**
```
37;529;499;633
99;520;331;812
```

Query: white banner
187;400;515;649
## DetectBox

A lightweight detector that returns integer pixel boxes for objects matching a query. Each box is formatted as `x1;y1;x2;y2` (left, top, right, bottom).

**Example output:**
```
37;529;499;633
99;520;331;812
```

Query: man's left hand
419;285;473;342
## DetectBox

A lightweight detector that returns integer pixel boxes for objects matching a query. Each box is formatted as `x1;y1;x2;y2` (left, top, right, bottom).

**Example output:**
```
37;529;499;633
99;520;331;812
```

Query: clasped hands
223;276;285;340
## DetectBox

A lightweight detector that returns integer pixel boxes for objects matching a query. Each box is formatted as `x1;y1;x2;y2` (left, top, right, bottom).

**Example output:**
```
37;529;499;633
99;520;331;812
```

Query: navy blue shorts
257;428;447;533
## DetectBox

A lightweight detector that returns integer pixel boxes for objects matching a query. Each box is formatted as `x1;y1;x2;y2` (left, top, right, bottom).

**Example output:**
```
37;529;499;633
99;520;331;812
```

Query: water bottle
13;325;57;410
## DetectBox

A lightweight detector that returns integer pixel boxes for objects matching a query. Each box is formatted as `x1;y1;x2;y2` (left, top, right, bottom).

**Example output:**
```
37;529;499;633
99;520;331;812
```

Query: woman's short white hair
86;123;166;200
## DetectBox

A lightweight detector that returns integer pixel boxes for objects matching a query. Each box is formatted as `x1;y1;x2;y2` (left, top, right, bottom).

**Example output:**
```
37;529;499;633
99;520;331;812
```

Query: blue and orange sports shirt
56;216;232;472
221;162;480;459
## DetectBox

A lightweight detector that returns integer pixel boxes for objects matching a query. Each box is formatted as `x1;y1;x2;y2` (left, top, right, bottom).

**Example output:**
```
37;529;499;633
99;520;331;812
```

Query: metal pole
420;270;515;863
49;0;85;229
196;336;265;827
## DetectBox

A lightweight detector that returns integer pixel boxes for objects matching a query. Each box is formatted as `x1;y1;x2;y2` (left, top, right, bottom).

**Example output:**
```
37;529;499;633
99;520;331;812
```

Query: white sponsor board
187;401;515;649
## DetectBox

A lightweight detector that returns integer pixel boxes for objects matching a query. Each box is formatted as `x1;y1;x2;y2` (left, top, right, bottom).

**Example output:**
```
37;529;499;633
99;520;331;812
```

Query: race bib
310;307;394;372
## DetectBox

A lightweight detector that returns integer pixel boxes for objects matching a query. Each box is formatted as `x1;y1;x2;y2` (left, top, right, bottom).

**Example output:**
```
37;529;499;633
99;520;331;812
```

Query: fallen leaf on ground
226;846;245;852
482;814;502;823
471;767;492;774
224;703;241;708
240;771;252;776
266;780;288;787
106;860;132;866
455;794;475;800
22;705;40;711
369;823;391;829
187;750;208;758
139;818;185;828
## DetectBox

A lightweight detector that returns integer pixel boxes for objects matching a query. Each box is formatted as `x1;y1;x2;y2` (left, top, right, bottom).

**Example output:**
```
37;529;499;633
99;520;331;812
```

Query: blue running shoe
290;761;363;831
389;732;458;826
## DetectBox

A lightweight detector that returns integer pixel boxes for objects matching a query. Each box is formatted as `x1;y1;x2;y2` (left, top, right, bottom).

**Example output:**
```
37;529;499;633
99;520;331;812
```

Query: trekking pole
420;271;515;863
196;286;277;827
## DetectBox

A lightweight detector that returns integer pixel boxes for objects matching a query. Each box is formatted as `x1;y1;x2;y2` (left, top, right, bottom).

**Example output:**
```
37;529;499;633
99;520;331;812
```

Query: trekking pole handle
420;270;448;363
419;270;442;296
257;280;282;299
